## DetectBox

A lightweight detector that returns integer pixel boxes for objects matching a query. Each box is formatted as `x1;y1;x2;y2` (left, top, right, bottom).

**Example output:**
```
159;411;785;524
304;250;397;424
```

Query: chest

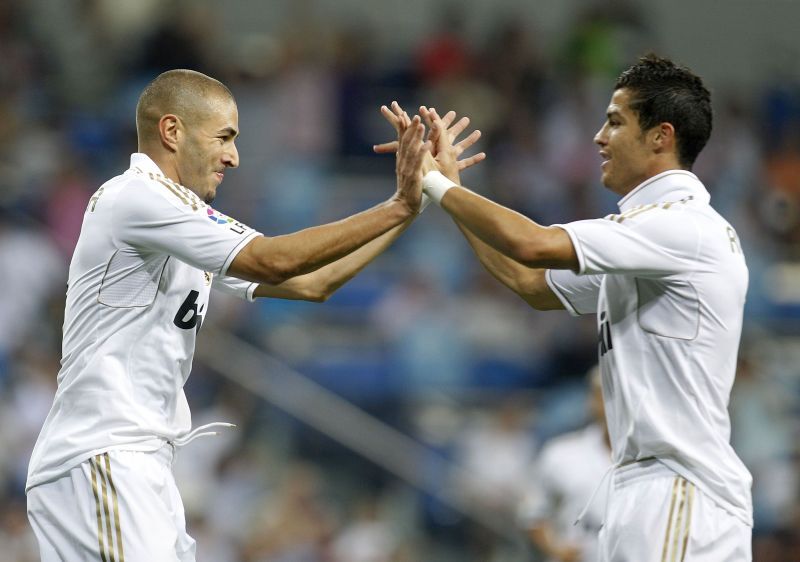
158;259;212;332
597;274;700;341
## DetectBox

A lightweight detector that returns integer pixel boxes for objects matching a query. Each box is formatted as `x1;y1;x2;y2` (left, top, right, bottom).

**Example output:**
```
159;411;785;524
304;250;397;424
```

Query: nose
224;143;239;169
594;126;606;147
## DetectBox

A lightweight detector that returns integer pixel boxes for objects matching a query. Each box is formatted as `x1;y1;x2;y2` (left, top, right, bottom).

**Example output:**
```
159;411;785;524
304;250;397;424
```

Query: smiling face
593;88;655;196
175;95;240;204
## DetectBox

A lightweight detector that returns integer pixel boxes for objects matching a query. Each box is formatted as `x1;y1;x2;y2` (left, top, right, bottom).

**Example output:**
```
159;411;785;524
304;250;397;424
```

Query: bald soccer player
25;69;480;561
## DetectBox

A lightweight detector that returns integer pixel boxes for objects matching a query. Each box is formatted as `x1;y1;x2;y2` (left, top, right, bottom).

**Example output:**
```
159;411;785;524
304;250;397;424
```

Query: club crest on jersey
207;207;234;225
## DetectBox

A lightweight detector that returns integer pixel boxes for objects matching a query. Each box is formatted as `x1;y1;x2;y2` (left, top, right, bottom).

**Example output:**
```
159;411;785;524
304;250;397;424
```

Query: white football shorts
27;444;196;562
598;460;751;562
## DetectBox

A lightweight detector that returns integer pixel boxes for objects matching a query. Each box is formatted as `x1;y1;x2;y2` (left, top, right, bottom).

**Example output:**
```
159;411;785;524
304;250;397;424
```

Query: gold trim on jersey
660;477;695;562
132;166;204;211
606;195;696;223
90;454;125;562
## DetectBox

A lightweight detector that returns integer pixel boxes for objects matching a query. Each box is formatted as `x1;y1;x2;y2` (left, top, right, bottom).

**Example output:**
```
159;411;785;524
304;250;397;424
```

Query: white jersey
546;170;752;525
27;153;259;490
519;424;611;562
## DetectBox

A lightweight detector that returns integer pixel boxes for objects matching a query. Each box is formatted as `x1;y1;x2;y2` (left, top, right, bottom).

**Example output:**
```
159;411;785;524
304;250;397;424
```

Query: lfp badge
207;207;234;225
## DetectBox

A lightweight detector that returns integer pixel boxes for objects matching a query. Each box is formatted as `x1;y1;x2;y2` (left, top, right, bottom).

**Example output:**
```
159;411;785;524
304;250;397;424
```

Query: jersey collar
129;153;166;177
617;170;710;212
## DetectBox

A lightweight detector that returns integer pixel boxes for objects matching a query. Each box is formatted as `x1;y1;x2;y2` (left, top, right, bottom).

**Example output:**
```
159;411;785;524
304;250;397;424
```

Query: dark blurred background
1;0;799;560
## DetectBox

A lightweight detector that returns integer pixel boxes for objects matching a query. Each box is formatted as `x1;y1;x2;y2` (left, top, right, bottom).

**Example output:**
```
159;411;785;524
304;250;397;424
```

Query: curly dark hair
614;54;712;169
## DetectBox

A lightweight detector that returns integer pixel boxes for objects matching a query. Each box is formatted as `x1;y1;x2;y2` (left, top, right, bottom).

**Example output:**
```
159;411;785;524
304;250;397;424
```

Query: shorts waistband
614;457;676;489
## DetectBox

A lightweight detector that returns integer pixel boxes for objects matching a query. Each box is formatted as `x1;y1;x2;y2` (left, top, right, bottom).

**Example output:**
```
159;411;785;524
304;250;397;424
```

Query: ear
651;122;675;153
158;114;180;153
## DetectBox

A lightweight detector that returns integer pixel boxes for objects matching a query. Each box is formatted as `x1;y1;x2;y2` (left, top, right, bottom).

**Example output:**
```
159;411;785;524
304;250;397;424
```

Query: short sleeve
114;180;260;276
555;214;699;277
546;269;601;316
212;275;257;302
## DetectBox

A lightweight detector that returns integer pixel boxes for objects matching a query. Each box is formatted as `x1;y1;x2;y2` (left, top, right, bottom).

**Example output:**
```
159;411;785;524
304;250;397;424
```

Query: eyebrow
606;109;623;120
217;127;239;138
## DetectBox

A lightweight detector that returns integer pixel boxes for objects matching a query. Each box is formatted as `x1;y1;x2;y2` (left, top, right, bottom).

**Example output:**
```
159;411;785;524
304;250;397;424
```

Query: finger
456;152;487;170
454;129;481;154
399;116;423;148
419;105;434;128
392;101;412;128
433;118;452;153
418;106;441;146
373;141;399;153
440;110;457;129
380;105;402;132
449;116;470;140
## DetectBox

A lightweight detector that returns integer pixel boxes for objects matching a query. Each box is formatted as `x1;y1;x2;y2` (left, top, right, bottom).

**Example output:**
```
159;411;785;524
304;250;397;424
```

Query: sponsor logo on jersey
207;207;235;224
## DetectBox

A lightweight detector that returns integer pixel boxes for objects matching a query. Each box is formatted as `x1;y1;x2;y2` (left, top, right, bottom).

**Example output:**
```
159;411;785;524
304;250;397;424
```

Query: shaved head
136;69;235;148
135;69;240;204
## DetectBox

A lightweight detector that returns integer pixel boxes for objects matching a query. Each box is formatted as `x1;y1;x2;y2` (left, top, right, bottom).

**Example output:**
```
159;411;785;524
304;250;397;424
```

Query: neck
140;148;181;185
620;158;685;197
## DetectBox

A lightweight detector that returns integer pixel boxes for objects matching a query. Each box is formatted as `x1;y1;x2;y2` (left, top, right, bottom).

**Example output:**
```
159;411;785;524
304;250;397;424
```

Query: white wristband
423;171;458;205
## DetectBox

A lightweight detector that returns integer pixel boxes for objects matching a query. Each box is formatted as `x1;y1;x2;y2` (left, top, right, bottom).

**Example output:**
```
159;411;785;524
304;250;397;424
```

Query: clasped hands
374;101;486;213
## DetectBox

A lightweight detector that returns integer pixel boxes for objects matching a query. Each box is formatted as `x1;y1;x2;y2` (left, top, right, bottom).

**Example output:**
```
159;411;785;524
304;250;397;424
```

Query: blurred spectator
332;495;403;562
242;462;336;562
519;368;611;562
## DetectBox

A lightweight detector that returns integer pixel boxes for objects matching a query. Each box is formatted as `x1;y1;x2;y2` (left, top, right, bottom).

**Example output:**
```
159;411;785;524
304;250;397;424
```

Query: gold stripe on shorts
660;477;695;562
90;454;126;562
661;477;682;562
671;479;688;562
679;482;695;562
89;458;108;562
103;454;126;562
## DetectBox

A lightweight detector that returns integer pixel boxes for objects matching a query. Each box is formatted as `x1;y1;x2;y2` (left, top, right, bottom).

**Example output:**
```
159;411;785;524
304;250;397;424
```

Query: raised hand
393;115;430;214
373;101;413;153
374;101;486;182
419;106;485;184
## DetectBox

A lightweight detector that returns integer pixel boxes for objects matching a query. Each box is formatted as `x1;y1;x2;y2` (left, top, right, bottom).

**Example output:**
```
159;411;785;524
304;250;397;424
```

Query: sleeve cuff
545;269;581;317
552;223;586;275
220;231;261;277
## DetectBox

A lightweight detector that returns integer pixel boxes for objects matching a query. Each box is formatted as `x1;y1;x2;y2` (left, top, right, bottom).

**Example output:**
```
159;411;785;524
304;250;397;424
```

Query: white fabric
519;424;612;562
600;461;751;562
545;170;752;527
28;446;196;562
27;153;259;491
422;170;457;204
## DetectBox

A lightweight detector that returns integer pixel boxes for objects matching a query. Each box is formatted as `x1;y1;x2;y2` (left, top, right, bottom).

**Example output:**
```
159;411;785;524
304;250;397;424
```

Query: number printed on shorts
173;290;205;333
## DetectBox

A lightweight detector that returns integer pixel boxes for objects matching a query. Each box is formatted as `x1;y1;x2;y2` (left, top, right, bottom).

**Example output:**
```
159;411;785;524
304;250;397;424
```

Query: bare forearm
254;216;414;301
229;199;412;285
453;218;563;310
440;186;577;269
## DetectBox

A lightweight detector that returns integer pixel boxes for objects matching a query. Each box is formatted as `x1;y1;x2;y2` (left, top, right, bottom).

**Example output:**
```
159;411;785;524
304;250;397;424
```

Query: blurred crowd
1;0;800;560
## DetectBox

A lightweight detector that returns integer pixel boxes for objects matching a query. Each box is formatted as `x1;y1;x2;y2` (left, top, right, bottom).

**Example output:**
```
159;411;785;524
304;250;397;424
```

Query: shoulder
605;199;705;252
113;170;207;221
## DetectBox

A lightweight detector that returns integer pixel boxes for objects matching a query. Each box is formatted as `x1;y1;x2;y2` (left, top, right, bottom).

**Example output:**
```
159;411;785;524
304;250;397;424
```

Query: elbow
507;239;547;268
508;228;567;269
255;254;301;285
293;276;335;303
305;289;330;303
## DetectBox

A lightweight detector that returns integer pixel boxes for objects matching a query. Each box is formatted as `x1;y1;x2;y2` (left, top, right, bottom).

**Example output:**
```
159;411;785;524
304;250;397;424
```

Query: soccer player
23;69;481;561
391;54;753;560
519;368;611;562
